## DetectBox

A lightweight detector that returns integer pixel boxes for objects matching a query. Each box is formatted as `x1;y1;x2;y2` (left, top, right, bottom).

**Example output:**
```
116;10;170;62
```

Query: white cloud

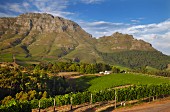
23;2;30;8
78;20;130;37
130;18;144;24
33;0;68;12
8;3;24;13
0;0;106;18
124;20;170;35
131;19;140;23
29;0;73;17
0;12;16;17
0;3;24;13
0;0;73;18
148;32;170;55
80;0;105;4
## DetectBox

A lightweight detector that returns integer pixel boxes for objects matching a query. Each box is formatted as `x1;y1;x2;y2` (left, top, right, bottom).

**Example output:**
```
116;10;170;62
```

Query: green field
75;73;170;92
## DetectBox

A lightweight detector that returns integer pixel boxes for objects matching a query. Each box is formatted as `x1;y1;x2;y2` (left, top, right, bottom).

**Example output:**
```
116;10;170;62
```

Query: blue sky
0;0;170;55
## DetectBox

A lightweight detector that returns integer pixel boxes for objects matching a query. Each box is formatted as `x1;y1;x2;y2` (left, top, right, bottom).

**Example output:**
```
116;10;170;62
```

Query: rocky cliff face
0;13;157;63
0;13;83;35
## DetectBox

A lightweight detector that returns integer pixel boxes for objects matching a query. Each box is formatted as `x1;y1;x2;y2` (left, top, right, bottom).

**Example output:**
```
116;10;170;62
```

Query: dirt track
121;102;170;112
114;97;170;112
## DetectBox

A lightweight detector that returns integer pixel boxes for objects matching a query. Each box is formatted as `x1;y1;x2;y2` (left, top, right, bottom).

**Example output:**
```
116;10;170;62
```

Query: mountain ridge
0;13;169;69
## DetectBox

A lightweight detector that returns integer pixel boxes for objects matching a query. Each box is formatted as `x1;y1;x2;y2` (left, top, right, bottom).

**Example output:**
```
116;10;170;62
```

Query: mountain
0;13;99;63
0;13;170;69
96;32;155;53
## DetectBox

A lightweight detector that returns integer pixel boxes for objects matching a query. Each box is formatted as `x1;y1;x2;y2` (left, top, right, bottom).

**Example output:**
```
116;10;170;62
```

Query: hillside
0;13;170;69
96;32;155;53
0;13;99;63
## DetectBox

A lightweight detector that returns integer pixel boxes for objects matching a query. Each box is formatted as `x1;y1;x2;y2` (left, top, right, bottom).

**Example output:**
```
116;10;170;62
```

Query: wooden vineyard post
54;98;56;112
90;93;93;104
70;97;73;111
90;93;93;108
115;89;117;109
39;100;41;112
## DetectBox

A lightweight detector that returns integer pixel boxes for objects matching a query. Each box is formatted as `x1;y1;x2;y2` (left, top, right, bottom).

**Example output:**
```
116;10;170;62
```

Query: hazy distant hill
0;13;169;69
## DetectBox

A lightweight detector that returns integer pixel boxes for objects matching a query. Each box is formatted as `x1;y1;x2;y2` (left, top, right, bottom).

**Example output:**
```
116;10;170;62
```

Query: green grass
79;73;170;91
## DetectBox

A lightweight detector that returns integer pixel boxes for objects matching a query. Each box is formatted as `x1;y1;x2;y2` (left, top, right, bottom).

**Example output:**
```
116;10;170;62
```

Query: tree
68;64;77;71
112;67;120;73
1;96;14;105
15;91;28;101
79;64;85;73
33;65;41;74
28;90;37;100
85;64;92;74
42;91;48;98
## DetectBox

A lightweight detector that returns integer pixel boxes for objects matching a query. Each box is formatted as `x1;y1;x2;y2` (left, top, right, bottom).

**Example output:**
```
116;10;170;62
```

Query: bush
39;98;53;109
1;96;14;105
0;101;31;112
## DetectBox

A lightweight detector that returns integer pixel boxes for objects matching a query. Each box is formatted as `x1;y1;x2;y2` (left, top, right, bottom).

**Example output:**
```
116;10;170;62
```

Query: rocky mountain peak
0;13;81;36
18;13;55;19
111;32;123;36
111;32;134;40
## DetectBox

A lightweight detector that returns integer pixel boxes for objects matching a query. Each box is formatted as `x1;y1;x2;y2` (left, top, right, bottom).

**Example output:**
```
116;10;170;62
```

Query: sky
0;0;170;55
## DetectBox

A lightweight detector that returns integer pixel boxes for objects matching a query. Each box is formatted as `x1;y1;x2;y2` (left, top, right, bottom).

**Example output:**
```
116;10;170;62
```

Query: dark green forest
101;51;170;70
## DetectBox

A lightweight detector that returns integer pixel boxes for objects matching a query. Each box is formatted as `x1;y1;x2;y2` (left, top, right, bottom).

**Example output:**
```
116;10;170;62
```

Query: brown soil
113;97;170;112
32;96;170;112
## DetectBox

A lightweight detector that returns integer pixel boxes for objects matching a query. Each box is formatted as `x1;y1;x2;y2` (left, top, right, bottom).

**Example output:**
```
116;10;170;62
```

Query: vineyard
87;73;170;91
1;84;170;112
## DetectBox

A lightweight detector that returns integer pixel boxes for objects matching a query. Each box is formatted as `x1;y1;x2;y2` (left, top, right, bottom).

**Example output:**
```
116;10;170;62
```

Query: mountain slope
0;13;169;69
